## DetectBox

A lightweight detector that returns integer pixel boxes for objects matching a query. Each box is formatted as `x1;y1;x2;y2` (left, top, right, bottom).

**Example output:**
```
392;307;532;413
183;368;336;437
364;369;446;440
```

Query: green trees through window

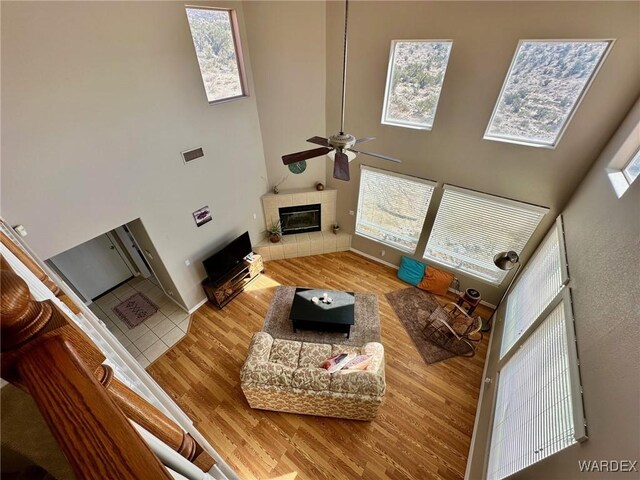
485;40;611;147
185;8;245;103
382;41;452;129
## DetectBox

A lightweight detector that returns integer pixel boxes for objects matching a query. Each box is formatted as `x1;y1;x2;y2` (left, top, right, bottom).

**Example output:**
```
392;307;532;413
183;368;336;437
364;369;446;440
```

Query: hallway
88;276;191;368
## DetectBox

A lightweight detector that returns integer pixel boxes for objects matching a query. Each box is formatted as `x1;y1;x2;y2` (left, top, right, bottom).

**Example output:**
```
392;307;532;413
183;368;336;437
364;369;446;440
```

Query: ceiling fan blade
333;151;350;181
306;136;331;147
349;148;402;163
282;147;333;165
354;136;376;144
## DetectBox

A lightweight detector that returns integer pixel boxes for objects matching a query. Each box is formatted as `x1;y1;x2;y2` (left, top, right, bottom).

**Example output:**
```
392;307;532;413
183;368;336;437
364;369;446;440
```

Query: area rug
112;292;159;328
262;286;380;346
385;287;467;364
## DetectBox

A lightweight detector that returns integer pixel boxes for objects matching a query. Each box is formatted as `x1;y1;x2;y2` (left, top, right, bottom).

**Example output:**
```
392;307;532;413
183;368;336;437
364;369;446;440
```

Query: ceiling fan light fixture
327;149;357;163
280;0;401;180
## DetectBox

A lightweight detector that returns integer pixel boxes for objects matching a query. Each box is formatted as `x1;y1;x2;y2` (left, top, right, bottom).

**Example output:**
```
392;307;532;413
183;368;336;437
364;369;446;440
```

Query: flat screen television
203;231;252;284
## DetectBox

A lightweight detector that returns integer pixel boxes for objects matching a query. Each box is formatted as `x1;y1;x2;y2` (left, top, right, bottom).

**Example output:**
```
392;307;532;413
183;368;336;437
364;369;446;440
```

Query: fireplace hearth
279;204;321;235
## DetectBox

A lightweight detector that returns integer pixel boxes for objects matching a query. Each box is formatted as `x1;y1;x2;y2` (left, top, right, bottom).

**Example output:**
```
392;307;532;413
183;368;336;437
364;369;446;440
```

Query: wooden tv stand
201;254;264;308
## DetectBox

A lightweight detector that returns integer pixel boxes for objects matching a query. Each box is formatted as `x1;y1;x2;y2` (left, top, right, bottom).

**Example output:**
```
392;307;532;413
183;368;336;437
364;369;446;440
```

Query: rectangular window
356;166;435;253
381;40;453;130
487;216;585;480
485;40;612;148
185;7;247;103
487;294;585;480
501;219;568;357
623;147;640;185
423;186;547;285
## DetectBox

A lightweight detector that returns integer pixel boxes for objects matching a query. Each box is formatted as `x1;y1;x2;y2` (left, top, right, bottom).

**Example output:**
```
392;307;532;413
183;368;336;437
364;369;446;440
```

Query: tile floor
88;275;191;369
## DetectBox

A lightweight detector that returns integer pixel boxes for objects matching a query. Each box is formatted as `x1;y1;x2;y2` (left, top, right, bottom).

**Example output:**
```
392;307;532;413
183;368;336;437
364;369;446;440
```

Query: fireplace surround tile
270;244;284;260
258;188;351;261
306;191;322;204
290;192;307;206
297;242;311;257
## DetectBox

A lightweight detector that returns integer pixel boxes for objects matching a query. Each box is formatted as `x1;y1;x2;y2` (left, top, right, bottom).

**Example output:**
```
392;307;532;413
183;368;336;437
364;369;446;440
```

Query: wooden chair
423;302;483;357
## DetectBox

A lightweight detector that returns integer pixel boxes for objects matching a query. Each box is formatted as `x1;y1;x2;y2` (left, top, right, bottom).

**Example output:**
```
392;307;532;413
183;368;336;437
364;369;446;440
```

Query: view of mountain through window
485;40;611;147
185;8;245;103
382;41;452;129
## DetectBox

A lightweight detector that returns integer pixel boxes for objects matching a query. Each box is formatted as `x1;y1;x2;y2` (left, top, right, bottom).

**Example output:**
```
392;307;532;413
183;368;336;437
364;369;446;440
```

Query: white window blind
355;166;435;253
487;300;581;480
501;221;567;357
423;186;547;284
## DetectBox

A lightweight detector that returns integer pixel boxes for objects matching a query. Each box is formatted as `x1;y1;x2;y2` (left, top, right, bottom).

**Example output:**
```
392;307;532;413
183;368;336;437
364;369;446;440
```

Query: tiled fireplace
254;188;351;261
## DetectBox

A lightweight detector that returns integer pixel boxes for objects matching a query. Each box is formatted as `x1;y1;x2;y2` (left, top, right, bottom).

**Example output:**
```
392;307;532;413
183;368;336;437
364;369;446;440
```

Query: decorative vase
273;186;280;194
316;182;325;191
270;234;281;243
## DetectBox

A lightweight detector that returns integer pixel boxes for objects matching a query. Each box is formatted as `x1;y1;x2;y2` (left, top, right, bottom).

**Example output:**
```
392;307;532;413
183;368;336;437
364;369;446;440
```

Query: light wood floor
148;252;491;480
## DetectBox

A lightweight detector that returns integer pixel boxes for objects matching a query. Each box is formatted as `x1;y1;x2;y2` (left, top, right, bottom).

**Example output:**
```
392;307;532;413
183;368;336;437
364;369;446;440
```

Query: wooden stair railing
1;265;171;479
0;257;215;476
19;336;173;479
0;231;81;314
1;231;61;296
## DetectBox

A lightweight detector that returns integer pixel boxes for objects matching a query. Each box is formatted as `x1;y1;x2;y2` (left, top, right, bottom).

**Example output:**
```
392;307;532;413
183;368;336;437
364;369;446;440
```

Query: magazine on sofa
321;353;356;373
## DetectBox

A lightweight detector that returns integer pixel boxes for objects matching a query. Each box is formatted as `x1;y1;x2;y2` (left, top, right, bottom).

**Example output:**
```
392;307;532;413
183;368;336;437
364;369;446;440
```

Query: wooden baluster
1;266;172;479
95;365;215;470
1;231;61;296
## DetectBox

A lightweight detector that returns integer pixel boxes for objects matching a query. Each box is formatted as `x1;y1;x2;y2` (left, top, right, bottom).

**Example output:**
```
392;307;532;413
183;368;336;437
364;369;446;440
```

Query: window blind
487;300;577;480
355;166;435;253
423;185;547;284
501;221;567;358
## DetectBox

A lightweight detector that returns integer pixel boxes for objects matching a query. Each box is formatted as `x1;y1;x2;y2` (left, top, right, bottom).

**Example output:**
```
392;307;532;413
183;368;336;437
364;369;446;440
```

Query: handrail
95;364;199;461
18;336;173;480
0;231;61;296
1;255;214;476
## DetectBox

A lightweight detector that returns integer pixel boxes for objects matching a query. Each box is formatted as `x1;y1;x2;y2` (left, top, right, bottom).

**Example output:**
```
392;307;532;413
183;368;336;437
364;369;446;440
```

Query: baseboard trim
349;249;497;309
188;296;208;314
349;248;399;270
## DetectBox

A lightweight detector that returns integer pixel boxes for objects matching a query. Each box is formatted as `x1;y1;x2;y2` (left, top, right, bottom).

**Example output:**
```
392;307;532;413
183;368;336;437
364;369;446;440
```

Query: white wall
1;1;269;310
243;1;327;191
324;0;640;304
467;98;640;479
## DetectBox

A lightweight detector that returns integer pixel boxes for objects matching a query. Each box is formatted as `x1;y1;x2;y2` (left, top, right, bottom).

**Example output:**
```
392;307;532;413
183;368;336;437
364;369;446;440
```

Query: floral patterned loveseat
240;332;385;421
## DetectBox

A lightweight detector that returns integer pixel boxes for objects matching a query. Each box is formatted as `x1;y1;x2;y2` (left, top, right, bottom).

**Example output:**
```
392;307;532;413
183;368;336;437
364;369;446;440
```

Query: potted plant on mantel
268;220;283;243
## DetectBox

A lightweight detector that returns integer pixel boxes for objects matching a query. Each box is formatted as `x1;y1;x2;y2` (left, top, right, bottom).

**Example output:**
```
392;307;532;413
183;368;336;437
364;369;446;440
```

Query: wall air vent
181;147;205;164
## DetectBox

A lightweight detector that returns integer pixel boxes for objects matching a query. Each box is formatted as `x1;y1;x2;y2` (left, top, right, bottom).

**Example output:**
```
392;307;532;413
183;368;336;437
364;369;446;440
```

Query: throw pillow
397;256;426;286
418;265;454;296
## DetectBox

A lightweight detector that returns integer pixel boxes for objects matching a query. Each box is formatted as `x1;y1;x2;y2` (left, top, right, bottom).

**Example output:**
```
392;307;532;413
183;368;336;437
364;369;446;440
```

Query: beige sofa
240;332;385;421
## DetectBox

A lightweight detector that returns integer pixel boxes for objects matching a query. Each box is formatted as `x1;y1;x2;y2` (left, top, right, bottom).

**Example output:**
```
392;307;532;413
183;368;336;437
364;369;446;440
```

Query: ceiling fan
281;0;401;181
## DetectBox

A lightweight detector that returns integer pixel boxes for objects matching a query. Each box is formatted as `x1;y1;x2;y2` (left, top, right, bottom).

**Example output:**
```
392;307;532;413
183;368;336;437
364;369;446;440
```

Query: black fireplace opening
279;204;321;235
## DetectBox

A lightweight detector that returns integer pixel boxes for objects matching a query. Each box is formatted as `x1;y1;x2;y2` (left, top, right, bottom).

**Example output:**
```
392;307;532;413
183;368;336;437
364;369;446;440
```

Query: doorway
50;232;135;300
46;222;192;368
